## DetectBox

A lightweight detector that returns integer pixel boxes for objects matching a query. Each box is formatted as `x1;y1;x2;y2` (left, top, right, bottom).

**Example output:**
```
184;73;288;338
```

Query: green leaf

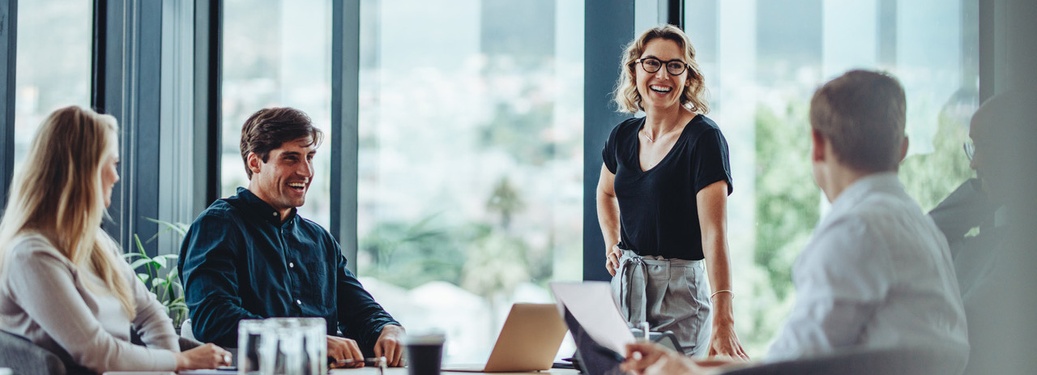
129;258;161;270
144;218;190;243
121;217;191;328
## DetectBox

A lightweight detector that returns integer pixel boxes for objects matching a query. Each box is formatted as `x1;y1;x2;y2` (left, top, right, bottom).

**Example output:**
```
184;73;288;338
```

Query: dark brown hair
810;70;906;172
239;107;324;179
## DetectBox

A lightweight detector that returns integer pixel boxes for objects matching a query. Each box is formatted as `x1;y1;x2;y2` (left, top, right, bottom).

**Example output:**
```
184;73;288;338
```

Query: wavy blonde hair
0;106;136;317
613;24;709;114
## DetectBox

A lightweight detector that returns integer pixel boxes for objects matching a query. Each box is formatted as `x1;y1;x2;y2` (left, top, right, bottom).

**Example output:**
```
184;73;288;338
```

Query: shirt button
289;262;295;268
296;299;302;305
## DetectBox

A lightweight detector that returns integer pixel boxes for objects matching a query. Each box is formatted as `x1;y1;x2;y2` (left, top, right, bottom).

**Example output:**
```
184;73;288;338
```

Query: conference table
329;369;580;375
174;367;581;375
174;369;579;375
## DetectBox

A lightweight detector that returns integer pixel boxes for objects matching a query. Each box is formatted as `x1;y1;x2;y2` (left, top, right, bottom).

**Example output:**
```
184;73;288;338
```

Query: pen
631;321;650;361
332;356;387;368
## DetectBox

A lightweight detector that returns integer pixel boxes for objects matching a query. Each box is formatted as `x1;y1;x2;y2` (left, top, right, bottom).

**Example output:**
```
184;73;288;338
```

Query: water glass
298;318;328;375
238;319;266;374
238;317;327;375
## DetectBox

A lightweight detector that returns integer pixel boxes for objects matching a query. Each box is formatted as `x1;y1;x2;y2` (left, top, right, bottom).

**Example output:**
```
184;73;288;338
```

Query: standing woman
597;25;747;359
0;106;231;373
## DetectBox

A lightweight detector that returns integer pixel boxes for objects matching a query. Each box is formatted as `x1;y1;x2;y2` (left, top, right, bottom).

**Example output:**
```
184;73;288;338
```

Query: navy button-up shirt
178;187;400;354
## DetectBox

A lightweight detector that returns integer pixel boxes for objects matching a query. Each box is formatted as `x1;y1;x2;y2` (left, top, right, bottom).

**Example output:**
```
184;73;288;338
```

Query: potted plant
122;219;189;331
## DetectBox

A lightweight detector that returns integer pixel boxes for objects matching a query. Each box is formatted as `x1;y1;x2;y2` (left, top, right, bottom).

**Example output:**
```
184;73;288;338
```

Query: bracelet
710;289;733;299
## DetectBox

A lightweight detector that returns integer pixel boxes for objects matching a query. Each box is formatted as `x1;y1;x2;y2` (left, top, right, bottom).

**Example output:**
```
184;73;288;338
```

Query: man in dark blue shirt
178;107;405;366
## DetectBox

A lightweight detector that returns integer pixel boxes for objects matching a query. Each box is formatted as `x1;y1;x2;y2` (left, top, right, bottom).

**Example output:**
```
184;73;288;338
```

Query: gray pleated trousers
610;249;712;356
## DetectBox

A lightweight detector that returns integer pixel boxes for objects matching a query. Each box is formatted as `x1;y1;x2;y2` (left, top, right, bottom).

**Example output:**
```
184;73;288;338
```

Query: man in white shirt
621;70;970;375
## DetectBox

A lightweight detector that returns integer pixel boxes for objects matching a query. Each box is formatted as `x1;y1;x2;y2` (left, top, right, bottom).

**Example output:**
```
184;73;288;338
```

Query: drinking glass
238;319;266;374
239;317;327;375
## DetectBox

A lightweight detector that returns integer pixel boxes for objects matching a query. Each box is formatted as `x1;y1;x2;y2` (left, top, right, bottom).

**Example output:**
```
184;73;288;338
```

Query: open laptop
441;303;568;373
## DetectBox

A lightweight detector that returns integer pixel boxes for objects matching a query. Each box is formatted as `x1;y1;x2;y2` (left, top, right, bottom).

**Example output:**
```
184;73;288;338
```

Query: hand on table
374;324;405;367
327;336;364;368
708;323;749;360
622;342;700;375
327;325;406;368
175;343;233;371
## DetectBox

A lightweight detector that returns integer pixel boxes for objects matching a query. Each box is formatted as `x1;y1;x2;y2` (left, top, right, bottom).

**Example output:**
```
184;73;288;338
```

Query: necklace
641;129;656;143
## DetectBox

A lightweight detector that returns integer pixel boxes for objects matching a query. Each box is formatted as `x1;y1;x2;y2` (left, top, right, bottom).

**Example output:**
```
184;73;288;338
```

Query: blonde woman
0;106;231;373
597;25;747;359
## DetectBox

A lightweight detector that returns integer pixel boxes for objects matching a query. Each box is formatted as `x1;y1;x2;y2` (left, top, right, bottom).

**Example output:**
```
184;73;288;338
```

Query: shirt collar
829;172;902;213
235;186;297;225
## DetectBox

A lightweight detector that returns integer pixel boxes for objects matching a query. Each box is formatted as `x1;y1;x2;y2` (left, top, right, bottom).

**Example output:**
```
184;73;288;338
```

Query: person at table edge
179;107;405;367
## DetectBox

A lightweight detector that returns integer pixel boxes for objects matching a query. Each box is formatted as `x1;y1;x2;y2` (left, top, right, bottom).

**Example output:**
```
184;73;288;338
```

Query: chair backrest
2;327;198;375
180;318;196;340
720;346;966;375
0;330;67;375
178;336;203;351
129;323;203;351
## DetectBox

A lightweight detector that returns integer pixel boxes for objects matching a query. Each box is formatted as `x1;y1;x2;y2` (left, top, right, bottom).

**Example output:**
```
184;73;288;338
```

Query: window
221;0;332;226
356;0;584;362
684;0;978;356
13;0;92;168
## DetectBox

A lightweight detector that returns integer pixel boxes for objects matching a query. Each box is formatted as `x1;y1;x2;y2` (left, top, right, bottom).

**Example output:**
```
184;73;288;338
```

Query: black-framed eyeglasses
633;57;689;76
963;140;975;161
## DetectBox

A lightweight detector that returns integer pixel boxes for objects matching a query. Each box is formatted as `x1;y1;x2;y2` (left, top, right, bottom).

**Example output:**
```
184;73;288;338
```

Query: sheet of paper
549;281;635;354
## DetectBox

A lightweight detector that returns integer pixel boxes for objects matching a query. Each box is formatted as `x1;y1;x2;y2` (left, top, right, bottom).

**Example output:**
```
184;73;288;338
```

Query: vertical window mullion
0;0;16;204
330;0;360;274
583;0;634;281
94;0;164;256
196;0;222;212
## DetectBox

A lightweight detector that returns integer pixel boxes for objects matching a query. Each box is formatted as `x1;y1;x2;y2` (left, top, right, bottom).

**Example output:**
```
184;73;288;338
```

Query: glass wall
13;0;92;169
684;0;977;356
1;0;1000;363
356;0;585;362
221;0;332;227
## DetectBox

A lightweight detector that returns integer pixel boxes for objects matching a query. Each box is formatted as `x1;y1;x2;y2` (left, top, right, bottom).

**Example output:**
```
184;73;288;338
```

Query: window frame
0;0;1025;266
0;1;16;206
330;0;360;273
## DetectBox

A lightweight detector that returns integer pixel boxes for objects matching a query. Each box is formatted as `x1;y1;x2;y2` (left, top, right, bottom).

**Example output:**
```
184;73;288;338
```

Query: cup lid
403;331;446;345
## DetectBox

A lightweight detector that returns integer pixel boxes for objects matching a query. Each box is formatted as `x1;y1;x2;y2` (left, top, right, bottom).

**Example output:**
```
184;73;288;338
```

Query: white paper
549;281;635;354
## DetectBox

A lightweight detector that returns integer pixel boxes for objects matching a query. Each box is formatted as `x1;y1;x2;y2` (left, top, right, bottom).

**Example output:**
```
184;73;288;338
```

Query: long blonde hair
0;106;136;317
613;24;710;114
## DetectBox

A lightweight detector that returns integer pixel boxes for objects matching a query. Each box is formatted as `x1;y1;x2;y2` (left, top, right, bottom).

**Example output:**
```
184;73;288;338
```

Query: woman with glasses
0;106;232;373
596;25;747;359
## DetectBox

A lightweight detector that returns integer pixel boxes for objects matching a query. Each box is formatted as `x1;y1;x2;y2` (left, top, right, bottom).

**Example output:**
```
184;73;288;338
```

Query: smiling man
178;107;405;367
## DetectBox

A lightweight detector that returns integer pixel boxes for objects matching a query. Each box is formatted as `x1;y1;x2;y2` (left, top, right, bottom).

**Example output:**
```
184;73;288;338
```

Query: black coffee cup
404;332;445;375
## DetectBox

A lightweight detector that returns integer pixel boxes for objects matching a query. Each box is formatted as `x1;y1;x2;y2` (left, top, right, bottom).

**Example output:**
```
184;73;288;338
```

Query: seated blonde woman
0;106;232;373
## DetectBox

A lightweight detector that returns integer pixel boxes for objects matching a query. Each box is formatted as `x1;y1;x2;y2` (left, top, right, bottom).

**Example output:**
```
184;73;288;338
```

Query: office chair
0;329;66;375
1;328;204;375
719;346;966;375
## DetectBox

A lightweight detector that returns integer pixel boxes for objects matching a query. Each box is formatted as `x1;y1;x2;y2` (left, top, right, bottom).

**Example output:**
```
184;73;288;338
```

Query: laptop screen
551;281;636;375
562;306;626;375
